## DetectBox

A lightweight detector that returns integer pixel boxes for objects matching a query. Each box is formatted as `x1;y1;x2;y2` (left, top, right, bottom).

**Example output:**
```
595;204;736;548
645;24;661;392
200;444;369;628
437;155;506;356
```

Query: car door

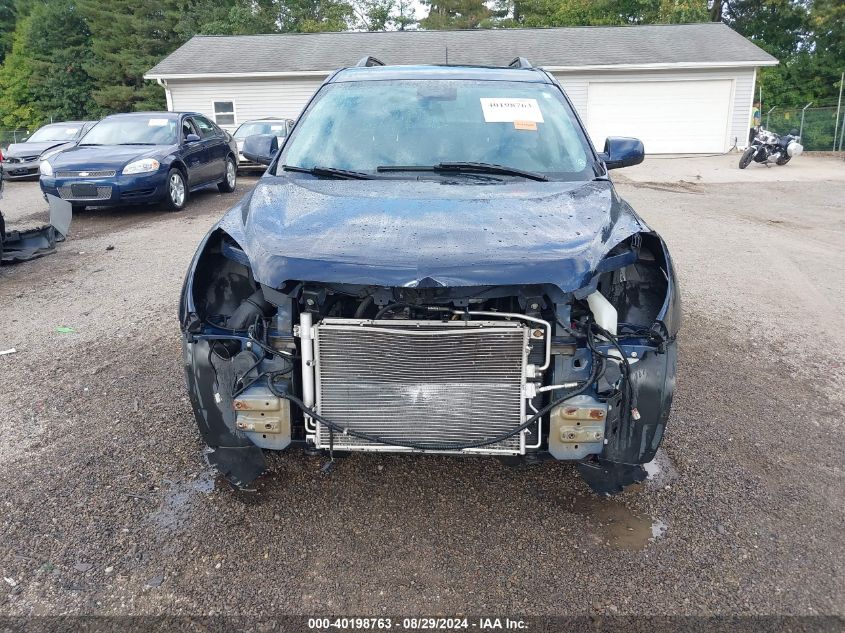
192;115;226;181
180;117;209;186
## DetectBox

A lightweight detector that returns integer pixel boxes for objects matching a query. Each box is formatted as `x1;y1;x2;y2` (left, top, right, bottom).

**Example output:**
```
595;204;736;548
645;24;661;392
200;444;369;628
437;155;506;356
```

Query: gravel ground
0;165;843;617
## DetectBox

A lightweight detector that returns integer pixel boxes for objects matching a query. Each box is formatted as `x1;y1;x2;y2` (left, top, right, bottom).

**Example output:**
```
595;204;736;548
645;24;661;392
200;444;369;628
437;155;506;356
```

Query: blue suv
39;112;239;212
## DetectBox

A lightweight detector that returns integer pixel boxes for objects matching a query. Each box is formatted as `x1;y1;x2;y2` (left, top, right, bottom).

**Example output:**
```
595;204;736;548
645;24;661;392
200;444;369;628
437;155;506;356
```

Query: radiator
310;318;530;454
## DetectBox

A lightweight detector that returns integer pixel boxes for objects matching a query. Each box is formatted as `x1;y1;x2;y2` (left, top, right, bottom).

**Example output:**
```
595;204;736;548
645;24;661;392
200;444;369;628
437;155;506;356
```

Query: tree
81;0;184;112
501;0;707;28
26;0;97;123
274;0;354;32
715;0;844;108
0;0;16;63
391;0;418;29
173;0;278;37
657;0;708;23
351;0;396;31
0;14;37;128
420;0;490;29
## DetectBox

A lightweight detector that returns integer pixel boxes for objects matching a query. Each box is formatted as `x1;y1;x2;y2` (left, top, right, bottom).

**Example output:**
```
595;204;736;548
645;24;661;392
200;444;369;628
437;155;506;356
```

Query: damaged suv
179;59;680;493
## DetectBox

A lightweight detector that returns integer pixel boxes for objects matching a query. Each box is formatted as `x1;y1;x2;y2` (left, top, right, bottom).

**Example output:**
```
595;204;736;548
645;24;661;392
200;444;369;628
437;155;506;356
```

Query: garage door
586;79;733;154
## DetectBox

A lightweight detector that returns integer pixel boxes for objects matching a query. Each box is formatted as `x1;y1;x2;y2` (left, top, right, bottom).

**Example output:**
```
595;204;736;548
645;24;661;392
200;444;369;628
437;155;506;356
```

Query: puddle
642;448;680;489
148;471;217;533
568;495;669;550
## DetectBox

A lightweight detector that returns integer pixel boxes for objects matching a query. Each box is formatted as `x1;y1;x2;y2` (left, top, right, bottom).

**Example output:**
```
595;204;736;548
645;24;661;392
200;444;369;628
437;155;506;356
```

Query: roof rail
508;57;533;69
356;56;385;67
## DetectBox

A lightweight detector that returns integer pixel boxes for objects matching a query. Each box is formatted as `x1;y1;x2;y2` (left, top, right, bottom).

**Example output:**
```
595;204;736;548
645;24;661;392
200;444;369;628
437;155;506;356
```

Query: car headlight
123;158;161;175
39;160;53;176
39;148;63;163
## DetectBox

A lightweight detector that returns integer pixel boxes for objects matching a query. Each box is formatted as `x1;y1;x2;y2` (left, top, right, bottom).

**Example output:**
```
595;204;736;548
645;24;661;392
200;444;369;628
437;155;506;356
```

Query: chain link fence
0;129;32;150
765;106;844;152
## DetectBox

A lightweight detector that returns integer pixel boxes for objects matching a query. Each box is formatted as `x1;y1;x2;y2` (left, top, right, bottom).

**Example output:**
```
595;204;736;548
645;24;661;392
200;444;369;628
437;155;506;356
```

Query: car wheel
165;168;188;211
218;156;237;193
738;147;755;169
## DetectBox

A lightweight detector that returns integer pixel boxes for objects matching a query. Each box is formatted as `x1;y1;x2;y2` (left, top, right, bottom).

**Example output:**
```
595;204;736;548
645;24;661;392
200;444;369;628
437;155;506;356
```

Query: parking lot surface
1;160;843;617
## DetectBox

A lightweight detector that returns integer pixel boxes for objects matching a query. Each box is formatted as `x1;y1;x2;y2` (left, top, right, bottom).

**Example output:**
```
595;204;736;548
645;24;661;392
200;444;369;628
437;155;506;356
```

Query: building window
213;101;235;126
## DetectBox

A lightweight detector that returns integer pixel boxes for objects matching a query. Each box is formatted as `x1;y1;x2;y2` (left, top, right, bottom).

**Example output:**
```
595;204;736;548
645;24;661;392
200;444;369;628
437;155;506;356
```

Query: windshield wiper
282;164;373;180
377;162;548;182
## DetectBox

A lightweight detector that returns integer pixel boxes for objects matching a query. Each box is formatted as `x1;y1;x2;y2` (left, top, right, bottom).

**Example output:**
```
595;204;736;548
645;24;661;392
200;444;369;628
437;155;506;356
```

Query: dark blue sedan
39;112;239;212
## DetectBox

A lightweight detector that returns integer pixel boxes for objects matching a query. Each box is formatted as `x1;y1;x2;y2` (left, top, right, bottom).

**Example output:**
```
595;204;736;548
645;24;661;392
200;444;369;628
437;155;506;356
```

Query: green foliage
174;0;278;37
0;0;16;63
26;0;97;123
420;0;491;29
391;0;417;30
275;0;355;32
501;0;708;27
0;15;36;128
352;0;396;31
81;0;184;112
722;0;844;108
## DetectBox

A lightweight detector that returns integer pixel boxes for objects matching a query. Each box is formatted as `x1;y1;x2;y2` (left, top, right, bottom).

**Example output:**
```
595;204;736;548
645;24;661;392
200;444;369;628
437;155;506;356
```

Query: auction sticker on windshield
148;118;169;126
480;98;544;123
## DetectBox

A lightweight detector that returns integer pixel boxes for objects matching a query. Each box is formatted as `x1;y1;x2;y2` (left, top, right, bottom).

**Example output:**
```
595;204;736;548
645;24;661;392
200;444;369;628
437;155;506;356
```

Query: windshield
28;124;83;142
80;117;178;146
234;121;288;139
279;79;595;180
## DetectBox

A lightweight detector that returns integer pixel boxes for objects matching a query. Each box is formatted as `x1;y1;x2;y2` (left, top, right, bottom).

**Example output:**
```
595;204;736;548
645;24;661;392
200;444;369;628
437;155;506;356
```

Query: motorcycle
739;127;804;169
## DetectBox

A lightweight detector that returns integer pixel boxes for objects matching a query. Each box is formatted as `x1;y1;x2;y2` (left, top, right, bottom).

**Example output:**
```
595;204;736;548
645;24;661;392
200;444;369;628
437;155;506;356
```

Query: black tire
164;168;188;211
739;147;755;169
776;155;791;166
218;156;237;193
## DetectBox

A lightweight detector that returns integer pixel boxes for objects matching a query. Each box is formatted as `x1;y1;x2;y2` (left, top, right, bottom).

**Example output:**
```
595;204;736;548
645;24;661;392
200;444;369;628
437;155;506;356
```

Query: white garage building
145;23;777;154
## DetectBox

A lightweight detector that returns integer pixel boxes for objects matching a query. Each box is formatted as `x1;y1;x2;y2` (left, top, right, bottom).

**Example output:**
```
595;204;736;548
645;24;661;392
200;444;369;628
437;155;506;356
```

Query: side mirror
242;134;279;166
185;133;201;143
598;137;645;170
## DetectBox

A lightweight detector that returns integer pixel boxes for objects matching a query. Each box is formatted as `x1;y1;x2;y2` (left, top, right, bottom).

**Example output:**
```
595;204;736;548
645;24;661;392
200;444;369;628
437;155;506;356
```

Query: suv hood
4;141;65;159
50;144;172;171
218;176;647;292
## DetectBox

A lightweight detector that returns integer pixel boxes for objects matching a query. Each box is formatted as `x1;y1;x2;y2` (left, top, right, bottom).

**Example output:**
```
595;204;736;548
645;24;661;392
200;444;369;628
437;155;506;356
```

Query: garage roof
146;23;778;79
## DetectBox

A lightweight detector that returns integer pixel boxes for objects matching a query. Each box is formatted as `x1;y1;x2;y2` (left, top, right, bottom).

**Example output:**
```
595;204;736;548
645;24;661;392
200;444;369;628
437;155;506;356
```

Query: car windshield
28;124;83;142
235;122;288;138
279;79;595;180
80;117;178;146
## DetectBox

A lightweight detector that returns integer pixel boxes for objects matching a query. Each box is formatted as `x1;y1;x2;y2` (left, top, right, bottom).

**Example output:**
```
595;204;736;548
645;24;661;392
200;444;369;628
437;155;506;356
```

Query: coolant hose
226;289;271;330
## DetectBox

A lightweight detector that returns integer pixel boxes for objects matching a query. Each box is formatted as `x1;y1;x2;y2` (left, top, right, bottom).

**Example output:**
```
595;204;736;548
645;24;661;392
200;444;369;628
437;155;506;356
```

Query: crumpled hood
50;144;174;171
218;176;647;292
4;141;64;160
